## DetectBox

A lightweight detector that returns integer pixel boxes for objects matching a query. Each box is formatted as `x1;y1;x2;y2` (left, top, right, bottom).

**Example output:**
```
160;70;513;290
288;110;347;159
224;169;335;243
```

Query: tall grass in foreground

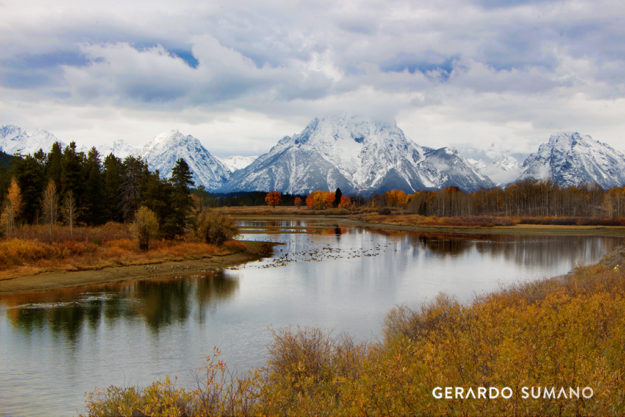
84;250;625;416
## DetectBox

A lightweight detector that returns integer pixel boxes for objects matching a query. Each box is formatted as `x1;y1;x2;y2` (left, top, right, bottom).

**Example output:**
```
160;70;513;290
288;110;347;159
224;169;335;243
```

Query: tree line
0;143;194;239
298;180;625;218
374;181;625;218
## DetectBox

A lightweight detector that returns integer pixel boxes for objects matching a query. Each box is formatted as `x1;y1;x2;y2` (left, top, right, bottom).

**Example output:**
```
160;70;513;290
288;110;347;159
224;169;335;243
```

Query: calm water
0;220;622;416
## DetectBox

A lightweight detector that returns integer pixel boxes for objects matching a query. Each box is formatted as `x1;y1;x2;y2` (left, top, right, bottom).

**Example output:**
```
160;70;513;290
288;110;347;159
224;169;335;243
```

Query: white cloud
1;0;625;155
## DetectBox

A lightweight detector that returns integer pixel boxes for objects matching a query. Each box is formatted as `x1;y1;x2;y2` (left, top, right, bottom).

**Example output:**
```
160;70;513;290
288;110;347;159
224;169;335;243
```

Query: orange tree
265;191;282;208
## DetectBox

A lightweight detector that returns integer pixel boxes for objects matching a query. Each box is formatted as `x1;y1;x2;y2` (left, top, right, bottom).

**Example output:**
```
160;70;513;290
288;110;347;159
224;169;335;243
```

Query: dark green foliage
0;151;13;170
0;143;198;237
0;151;15;199
167;158;194;236
103;154;124;223
12;152;46;223
83;147;105;224
333;187;342;207
45;142;63;188
61;142;86;217
121;156;146;222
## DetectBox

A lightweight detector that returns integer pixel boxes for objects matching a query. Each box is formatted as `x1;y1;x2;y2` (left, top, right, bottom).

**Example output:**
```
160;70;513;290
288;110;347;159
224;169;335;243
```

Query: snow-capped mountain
458;145;524;186
221;115;492;194
141;130;231;190
218;155;257;172
98;139;141;159
0;125;64;156
519;132;625;189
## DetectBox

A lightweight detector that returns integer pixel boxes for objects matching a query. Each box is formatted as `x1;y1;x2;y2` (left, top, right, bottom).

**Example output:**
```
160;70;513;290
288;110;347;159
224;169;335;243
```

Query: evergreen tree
46;142;63;189
12;153;46;224
61;142;86;218
333;188;342;208
121;156;147;222
142;170;177;238
169;158;194;236
83;147;105;224
103;153;125;223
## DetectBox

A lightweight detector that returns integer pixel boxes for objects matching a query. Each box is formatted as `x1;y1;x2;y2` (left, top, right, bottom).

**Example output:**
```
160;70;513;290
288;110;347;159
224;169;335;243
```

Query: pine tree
13;154;46;224
61;142;86;219
83;147;105;224
46;142;63;189
121;156;146;222
169;158;194;236
333;188;342;208
103;153;125;223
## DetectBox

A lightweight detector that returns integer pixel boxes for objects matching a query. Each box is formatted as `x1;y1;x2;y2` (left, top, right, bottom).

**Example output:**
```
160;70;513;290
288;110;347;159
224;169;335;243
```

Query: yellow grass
0;223;238;279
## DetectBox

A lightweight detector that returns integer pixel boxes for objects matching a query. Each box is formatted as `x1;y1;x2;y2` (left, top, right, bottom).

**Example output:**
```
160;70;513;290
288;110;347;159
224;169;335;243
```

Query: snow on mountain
141;130;231;190
218;155;257;172
0;125;65;155
98;139;141;159
458;145;524;186
221;115;493;195
519;132;625;189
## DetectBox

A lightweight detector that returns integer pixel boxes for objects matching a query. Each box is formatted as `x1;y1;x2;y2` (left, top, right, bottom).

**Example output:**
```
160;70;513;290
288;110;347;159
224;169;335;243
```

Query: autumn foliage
385;189;407;206
305;190;352;210
265;191;282;208
84;250;625;416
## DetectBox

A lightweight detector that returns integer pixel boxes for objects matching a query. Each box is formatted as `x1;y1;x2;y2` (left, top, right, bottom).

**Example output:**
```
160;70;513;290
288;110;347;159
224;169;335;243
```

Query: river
0;220;622;416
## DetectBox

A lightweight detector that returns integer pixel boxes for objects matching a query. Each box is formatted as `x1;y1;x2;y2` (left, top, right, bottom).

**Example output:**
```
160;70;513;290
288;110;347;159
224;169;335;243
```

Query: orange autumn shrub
265;191;282;208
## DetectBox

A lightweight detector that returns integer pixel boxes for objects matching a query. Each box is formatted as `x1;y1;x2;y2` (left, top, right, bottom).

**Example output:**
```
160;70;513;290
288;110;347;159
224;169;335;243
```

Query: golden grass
0;223;238;279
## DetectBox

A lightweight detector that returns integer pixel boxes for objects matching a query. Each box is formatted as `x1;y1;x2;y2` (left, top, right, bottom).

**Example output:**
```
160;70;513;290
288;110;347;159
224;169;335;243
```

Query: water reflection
0;222;622;417
4;270;238;339
403;232;618;268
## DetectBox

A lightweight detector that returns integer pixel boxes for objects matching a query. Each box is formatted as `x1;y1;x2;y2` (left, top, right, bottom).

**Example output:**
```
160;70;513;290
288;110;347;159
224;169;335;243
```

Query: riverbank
0;240;274;295
84;244;625;416
228;210;625;237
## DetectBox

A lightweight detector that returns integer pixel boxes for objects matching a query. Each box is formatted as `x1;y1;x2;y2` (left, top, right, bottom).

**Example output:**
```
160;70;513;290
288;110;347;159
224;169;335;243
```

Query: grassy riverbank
83;247;625;416
224;206;625;236
0;240;273;295
0;222;274;294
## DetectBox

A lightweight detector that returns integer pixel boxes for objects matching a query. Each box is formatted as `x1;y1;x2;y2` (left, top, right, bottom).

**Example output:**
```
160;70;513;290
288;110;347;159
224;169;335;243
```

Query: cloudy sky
1;0;625;156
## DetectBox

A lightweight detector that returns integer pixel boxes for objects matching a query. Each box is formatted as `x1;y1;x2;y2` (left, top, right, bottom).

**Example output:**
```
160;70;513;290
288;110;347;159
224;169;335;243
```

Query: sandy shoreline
0;241;274;296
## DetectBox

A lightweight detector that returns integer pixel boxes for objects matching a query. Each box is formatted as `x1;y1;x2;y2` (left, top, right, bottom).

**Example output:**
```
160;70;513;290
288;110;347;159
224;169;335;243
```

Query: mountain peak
141;130;230;190
521;132;625;188
0;124;63;156
222;115;492;194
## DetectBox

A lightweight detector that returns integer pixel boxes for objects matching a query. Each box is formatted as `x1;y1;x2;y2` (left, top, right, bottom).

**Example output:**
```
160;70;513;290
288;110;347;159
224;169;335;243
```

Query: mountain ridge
3;122;625;193
220;114;493;195
519;132;625;189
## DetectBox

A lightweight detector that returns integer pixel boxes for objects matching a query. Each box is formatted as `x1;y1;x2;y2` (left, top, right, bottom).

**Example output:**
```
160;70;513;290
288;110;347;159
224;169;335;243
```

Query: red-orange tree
265;191;282;208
